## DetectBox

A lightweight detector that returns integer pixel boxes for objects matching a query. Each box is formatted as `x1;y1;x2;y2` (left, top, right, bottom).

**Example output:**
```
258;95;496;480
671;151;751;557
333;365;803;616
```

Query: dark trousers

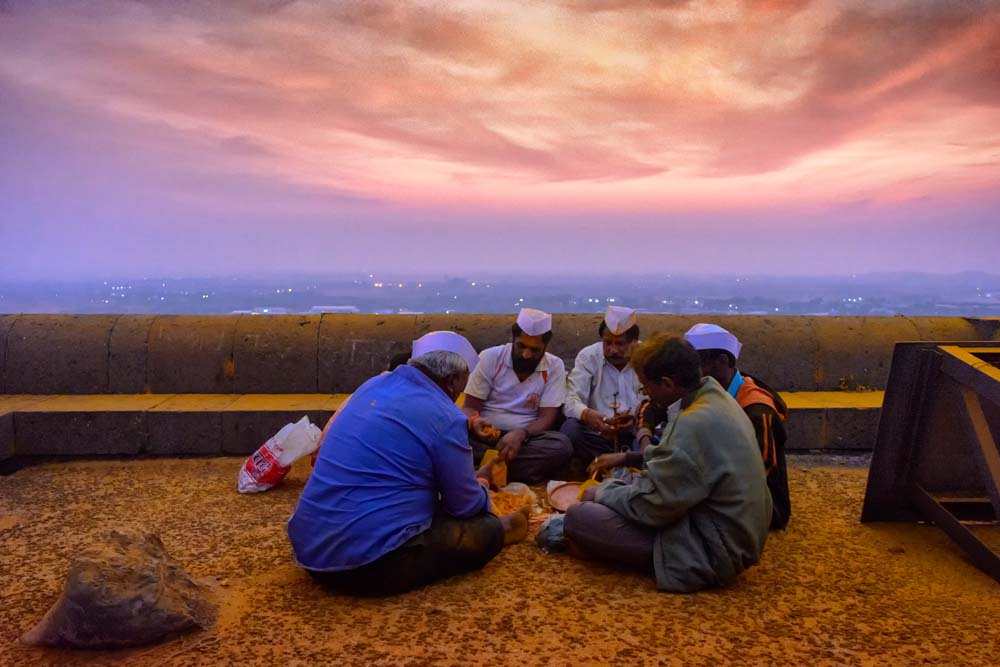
470;431;573;485
309;512;504;596
559;417;620;464
564;501;656;574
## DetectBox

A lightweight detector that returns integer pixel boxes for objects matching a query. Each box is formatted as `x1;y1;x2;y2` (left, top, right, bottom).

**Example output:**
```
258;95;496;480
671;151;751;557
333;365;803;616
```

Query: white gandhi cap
604;306;638;335
515;307;552;336
683;323;742;360
411;331;480;373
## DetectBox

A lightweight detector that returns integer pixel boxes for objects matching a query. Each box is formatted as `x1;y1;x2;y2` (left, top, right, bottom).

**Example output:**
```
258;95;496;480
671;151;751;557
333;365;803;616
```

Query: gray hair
408;350;469;382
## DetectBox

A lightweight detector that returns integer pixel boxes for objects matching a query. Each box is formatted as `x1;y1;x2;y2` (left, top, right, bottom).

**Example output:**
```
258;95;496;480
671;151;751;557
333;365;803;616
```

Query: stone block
14;411;148;455
222;410;335;454
108;315;156;393
147;316;239;393
147;395;240;455
963;316;1000;341
547;313;605;369
5;314;118;394
219;394;342;454
233;315;320;393
717;316;819;391
784;408;826;451
905;316;980;344
812;316;919;391
147;412;225;455
0;412;13;462
0;314;20;394
414;314;511;360
318;314;417;392
824;407;881;450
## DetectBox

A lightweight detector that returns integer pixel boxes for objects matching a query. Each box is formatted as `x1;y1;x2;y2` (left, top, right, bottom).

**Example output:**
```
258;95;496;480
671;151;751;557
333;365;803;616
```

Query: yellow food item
492;460;508;488
489;490;532;515
481;449;500;467
482;426;501;442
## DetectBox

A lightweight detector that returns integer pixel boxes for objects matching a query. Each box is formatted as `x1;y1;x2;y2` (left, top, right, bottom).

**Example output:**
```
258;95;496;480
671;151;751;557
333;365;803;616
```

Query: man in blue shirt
288;332;527;595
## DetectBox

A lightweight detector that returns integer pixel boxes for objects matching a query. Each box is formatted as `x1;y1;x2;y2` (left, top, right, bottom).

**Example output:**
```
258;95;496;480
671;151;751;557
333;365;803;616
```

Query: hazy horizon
2;1;999;280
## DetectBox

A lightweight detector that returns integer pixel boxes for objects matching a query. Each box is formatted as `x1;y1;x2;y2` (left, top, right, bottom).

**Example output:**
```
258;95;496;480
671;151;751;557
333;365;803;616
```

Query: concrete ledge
1;394;349;459
0;391;878;458
2;314;998;395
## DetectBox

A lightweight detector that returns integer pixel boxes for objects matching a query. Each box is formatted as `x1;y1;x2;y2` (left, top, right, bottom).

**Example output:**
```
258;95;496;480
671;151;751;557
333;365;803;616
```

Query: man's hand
475;460;496;490
469;416;501;443
581;408;613;437
608;412;636;433
587;451;627;477
497;428;528;462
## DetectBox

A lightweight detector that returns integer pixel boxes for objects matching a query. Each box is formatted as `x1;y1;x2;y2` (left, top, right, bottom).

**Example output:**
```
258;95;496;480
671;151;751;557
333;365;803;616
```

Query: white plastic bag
237;416;322;494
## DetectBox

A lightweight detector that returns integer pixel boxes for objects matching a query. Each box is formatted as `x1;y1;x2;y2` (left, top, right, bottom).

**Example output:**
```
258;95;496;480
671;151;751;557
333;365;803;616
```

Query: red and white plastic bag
237;416;322;493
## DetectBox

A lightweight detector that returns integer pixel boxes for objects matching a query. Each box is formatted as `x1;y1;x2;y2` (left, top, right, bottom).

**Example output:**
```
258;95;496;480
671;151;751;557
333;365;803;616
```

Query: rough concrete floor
1;456;998;667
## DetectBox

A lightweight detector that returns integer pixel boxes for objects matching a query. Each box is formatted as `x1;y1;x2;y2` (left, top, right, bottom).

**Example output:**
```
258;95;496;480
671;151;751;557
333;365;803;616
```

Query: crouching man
287;333;527;596
564;334;771;593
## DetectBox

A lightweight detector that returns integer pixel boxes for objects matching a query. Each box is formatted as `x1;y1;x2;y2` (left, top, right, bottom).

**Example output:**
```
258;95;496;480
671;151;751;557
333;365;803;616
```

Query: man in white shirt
560;306;643;467
463;308;573;484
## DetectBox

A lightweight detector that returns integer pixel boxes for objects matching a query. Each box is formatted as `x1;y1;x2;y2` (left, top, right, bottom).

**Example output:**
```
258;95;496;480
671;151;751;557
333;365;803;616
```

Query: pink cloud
0;0;997;275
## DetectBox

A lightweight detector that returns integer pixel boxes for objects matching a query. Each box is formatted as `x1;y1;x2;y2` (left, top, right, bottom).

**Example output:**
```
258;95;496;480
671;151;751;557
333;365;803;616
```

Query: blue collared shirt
287;365;490;572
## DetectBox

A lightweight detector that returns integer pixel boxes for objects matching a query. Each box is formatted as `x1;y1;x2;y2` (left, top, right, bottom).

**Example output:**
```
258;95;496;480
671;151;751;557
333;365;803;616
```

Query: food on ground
490;490;533;516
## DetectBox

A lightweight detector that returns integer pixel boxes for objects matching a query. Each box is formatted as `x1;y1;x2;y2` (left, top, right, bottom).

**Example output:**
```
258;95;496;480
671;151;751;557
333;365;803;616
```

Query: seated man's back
289;364;489;573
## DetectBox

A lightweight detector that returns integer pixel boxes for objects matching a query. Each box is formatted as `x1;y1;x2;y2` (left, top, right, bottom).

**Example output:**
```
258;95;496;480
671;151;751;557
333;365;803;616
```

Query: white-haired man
288;332;527;596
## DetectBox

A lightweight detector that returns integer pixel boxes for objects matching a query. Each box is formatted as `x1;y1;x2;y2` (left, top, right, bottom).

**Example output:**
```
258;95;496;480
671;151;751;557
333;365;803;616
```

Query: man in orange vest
683;323;791;530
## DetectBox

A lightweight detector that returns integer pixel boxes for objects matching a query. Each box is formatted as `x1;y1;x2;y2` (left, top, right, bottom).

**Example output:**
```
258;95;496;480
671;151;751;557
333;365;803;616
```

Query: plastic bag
237;416;322;493
489;482;537;515
535;515;567;553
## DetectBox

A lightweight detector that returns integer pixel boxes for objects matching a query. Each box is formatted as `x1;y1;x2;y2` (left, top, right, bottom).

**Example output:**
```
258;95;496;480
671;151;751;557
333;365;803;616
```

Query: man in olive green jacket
565;334;771;593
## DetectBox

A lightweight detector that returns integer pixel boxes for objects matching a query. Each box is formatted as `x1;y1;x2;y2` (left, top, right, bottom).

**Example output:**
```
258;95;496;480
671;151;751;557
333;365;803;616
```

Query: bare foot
500;506;530;545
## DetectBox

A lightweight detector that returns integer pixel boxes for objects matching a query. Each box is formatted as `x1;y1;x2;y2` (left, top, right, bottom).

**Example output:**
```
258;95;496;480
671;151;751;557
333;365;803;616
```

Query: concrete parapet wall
1;314;998;394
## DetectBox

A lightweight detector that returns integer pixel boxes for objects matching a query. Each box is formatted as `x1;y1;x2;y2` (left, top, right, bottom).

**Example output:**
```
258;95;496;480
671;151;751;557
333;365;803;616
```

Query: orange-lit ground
2;457;998;667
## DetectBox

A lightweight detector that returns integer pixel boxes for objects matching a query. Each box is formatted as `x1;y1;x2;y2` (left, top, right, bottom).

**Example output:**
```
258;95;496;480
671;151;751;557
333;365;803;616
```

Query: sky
1;0;999;279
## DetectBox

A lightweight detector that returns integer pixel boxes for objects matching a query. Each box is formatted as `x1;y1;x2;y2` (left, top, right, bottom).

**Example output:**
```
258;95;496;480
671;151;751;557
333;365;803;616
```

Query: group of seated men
287;307;791;595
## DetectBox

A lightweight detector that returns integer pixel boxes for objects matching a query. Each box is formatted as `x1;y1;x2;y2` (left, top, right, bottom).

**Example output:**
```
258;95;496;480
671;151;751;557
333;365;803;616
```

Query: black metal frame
861;342;1000;582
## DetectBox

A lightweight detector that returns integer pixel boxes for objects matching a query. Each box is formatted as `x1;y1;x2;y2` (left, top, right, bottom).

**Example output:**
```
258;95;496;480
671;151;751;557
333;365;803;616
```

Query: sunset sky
1;0;998;278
